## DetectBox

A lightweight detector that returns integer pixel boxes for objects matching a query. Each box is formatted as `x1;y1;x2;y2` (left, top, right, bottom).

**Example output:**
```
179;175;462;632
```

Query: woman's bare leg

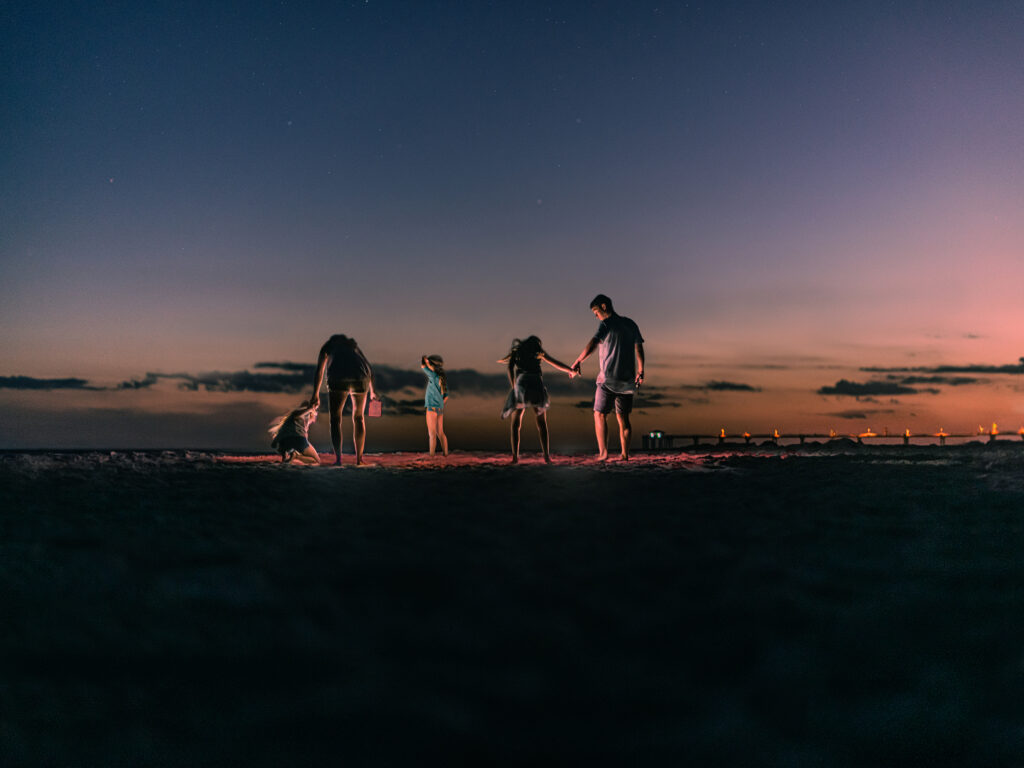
350;392;369;465
536;409;551;463
437;412;449;456
328;390;347;464
510;409;523;463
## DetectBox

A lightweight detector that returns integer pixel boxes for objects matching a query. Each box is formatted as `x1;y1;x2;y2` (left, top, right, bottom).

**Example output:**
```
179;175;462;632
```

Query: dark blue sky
3;1;1024;446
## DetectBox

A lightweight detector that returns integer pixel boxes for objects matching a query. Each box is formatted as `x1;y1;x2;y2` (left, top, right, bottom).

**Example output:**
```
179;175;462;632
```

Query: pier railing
642;427;1024;449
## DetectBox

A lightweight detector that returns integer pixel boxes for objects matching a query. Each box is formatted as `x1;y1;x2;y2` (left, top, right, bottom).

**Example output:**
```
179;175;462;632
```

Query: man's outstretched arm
572;337;599;372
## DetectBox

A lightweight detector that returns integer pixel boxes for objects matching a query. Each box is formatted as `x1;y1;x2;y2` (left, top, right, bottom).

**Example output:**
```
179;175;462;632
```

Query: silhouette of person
499;336;577;464
310;335;376;466
571;295;645;460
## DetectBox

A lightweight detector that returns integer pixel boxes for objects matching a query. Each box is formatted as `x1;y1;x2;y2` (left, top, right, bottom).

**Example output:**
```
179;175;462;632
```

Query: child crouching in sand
269;400;320;465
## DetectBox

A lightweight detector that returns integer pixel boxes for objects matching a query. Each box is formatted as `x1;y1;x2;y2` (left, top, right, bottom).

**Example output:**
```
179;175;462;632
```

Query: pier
642;425;1024;449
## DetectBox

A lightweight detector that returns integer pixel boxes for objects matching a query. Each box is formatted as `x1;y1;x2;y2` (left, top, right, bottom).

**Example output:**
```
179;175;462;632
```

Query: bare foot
543;454;552;464
595;452;609;462
510;455;519;464
620;453;630;461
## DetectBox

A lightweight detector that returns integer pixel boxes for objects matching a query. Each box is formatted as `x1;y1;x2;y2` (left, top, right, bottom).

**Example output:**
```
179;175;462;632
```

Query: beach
2;446;1023;766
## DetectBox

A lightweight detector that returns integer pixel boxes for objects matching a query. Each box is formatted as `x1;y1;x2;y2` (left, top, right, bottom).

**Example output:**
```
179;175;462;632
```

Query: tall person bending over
310;334;377;466
571;295;645;461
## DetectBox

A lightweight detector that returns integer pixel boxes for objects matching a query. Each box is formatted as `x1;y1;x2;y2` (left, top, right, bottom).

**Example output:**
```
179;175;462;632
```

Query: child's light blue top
423;367;445;410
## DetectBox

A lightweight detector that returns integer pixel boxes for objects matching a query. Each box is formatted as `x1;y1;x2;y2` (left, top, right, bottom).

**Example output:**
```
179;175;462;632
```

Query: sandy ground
2;446;1024;766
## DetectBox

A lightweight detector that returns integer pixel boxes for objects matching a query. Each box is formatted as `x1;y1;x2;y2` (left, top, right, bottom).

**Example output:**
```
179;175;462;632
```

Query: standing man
571;294;645;461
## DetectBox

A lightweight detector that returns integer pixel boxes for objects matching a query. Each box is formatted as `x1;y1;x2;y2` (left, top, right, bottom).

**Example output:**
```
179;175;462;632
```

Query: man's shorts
594;384;634;415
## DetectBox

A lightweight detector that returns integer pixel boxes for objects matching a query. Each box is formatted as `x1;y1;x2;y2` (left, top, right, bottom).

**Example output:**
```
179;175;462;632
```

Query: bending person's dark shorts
272;435;311;453
328;377;369;395
594;384;633;415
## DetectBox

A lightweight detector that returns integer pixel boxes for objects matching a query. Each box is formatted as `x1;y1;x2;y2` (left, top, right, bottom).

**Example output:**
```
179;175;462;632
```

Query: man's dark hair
589;294;613;313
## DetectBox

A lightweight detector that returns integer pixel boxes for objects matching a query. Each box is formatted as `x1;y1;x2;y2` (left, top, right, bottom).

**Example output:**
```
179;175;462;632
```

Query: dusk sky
3;1;1024;450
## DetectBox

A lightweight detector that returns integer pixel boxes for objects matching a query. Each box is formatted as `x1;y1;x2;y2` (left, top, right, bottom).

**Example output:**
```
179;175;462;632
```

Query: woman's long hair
426;354;447;396
501;336;543;371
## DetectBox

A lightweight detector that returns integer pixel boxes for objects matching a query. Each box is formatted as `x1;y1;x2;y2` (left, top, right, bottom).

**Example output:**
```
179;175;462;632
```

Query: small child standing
421;355;449;457
269;400;321;465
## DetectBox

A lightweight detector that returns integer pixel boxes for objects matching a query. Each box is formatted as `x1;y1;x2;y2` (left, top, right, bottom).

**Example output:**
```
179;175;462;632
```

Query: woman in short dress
499;336;577;464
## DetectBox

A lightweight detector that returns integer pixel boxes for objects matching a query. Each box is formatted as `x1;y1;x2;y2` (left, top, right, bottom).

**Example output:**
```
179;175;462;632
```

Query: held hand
635;372;644;388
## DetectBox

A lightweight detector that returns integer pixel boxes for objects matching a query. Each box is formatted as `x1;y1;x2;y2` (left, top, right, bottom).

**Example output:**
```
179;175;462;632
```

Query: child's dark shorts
273;435;311;453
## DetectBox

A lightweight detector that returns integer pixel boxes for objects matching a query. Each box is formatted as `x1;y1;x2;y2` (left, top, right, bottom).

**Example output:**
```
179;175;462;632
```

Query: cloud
680;380;762;392
117;373;160;389
705;380;761;392
573;392;680;410
888;375;978;387
824;408;897;420
168;370;308;394
0;376;101;391
862;357;1024;375
0;361;610;402
817;380;922;397
254;362;316;374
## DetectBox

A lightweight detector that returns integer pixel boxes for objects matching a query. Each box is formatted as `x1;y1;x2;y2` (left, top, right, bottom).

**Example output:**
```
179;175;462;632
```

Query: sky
2;0;1024;450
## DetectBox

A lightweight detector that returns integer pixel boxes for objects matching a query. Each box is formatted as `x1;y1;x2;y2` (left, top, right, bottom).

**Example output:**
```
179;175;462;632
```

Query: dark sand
2;446;1024;766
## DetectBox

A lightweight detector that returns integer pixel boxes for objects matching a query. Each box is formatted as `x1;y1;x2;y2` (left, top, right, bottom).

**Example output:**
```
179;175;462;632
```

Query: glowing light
720;428;726;438
859;428;877;438
935;428;949;438
991;422;999;436
772;428;780;439
904;428;912;438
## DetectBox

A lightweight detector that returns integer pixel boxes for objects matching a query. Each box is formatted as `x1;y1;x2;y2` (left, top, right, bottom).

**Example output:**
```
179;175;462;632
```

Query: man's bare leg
593;411;609;461
616;412;632;460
